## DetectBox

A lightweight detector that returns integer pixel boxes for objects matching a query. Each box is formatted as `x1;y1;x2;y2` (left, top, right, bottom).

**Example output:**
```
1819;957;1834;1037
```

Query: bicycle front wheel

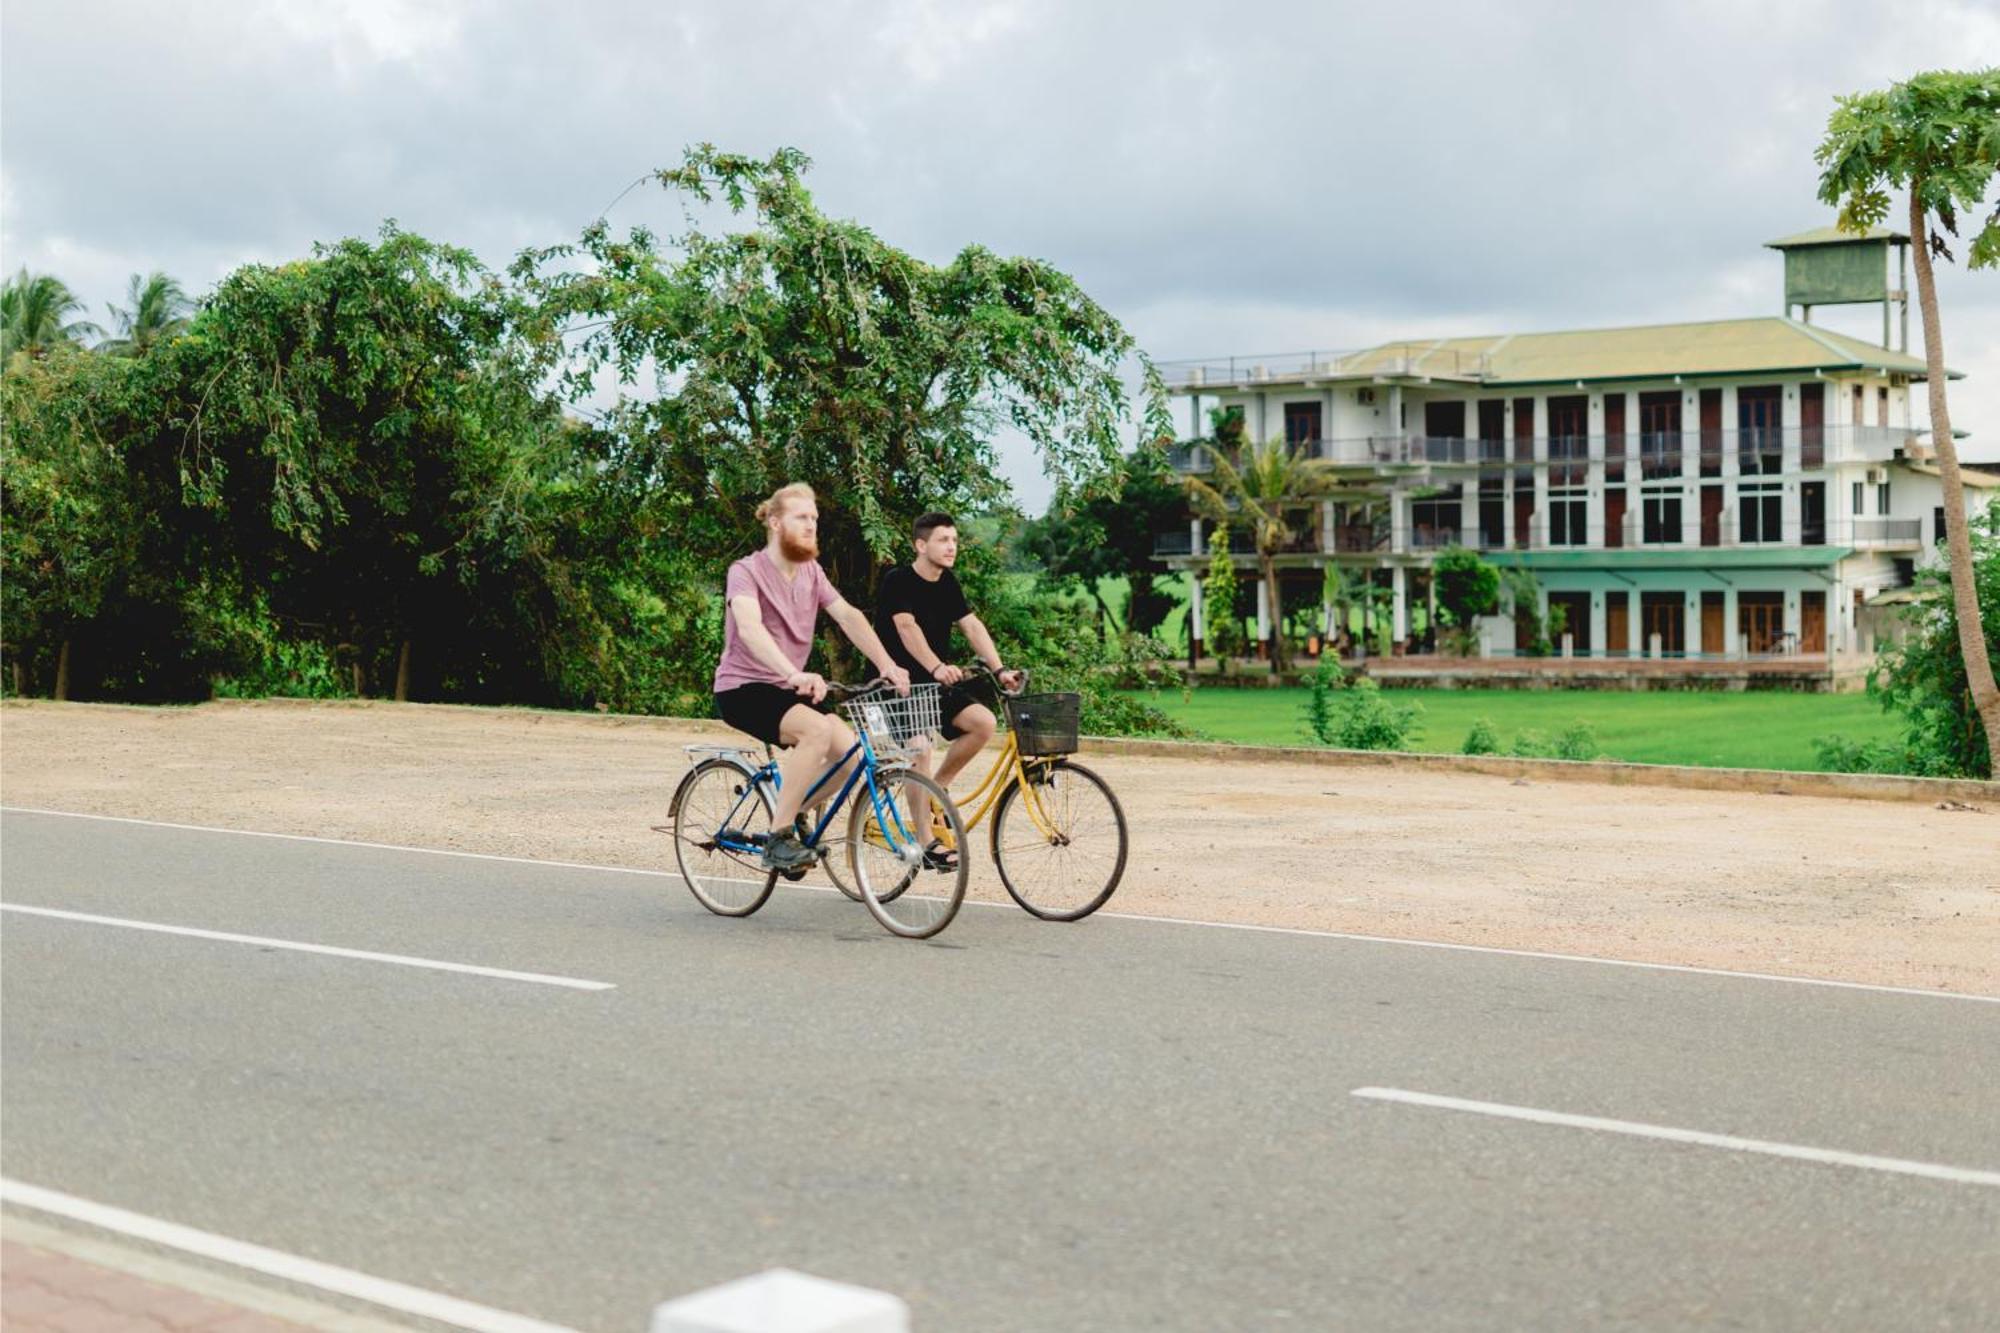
847;767;967;939
670;758;777;917
990;760;1127;921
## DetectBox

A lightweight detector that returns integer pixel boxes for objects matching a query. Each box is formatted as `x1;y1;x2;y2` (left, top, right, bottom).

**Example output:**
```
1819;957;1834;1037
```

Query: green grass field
1124;686;1903;771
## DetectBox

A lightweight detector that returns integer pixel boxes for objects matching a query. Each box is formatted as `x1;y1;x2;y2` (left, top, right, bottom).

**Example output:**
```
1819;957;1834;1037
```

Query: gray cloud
6;0;1998;511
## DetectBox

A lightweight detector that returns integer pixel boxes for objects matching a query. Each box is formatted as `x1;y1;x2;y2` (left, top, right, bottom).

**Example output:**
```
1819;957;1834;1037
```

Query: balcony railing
1155;346;1495;388
1850;518;1923;546
1167;425;1922;474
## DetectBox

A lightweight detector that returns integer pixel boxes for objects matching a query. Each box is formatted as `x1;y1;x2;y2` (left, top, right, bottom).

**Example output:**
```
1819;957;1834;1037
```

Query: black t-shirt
874;564;971;677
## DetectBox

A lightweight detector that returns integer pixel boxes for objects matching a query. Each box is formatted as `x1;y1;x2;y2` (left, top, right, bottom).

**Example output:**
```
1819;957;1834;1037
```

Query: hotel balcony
1155;346;1495;388
1166;425;1923;477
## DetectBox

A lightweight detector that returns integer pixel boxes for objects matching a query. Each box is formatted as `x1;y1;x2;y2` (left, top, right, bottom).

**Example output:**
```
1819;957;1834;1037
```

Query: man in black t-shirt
874;512;1021;865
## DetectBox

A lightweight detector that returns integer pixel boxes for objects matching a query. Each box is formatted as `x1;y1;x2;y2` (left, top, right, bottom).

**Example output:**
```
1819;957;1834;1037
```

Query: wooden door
1800;382;1825;467
1701;592;1725;655
1801;590;1826;653
1605;596;1630;658
1642;592;1686;656
1739;592;1784;654
1700;388;1723;475
1700;485;1723;547
1604;488;1627;549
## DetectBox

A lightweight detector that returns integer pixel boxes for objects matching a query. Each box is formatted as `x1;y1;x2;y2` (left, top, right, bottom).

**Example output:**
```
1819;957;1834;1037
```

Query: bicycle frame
708;725;924;863
940;729;1062;841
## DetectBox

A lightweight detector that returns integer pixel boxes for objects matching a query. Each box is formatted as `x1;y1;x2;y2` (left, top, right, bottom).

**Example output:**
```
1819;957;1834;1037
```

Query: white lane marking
7;805;1996;1005
0;1178;583;1333
0;905;614;992
1351;1087;2000;1188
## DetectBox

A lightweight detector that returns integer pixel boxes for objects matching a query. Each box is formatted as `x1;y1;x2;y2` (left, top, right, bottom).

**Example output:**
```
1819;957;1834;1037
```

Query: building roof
1904;462;2000;489
1764;225;1910;249
1331;317;1952;387
1501;547;1853;572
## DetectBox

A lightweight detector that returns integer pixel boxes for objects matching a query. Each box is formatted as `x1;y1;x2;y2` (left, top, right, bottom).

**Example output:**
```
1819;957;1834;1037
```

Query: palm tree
1185;435;1338;673
1;269;102;366
101;271;193;355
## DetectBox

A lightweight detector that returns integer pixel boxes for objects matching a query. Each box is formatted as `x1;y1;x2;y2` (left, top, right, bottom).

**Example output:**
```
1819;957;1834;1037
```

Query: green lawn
1125;686;1903;771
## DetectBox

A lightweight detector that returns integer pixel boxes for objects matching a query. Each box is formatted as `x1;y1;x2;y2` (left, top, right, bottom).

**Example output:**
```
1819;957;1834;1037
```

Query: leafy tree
1200;522;1240;667
1432;546;1499;626
1868;500;2000;777
516;145;1167;604
101;271;194;356
2;270;102;366
1817;67;2000;772
0;349;143;697
1019;448;1184;636
1183;435;1338;672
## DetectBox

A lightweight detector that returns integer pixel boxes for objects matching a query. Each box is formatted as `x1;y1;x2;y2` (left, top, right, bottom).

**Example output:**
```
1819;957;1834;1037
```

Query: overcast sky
5;0;1998;508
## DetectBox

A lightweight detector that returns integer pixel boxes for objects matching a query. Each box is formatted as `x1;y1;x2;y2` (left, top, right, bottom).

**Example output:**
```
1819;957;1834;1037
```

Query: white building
1157;232;1995;671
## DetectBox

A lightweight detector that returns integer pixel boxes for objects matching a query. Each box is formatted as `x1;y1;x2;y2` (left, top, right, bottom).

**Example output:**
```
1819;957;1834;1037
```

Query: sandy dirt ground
3;699;1995;994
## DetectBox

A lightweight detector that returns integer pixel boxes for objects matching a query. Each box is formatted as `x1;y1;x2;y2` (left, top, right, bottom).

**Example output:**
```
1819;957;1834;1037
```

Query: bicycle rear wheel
670;758;777;917
848;768;967;939
990;760;1127;921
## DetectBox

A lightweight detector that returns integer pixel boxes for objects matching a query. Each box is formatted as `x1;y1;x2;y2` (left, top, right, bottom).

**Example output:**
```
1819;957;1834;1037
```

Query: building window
1877;481;1891;515
1878;386;1890;427
1479;496;1506;549
1739;482;1782;543
1936;506;1948;545
1852;480;1864;516
1548;489;1587;546
1643;489;1682;544
1283;401;1322;453
1412;491;1463;550
1639;391;1681;480
1737;386;1783;475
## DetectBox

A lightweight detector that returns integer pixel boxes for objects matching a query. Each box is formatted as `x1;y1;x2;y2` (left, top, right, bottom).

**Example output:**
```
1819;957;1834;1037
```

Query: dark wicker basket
1004;692;1081;757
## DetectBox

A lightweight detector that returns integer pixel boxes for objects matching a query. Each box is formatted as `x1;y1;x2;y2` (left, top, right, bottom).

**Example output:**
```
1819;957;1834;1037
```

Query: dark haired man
873;512;1022;865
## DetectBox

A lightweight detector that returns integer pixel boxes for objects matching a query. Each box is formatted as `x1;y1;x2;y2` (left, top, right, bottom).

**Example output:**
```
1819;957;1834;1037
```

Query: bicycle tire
847;767;967;939
670;758;778;917
989;759;1127;921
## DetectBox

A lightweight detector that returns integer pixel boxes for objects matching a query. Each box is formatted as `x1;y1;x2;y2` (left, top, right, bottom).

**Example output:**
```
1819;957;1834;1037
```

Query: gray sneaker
760;828;817;871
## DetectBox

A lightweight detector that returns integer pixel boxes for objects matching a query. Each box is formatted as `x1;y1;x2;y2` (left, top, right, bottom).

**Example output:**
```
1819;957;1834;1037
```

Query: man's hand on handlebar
882;663;913;695
786;670;829;704
930;662;966;686
997;667;1024;692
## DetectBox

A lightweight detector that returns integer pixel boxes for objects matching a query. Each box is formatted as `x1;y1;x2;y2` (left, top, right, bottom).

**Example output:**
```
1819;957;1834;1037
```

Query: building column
1531;397;1549;548
1724;586;1741;658
1390;488;1408;553
1627;588;1643;656
1685;588;1702;658
1187;576;1205;667
1589;591;1608;657
1255;578;1270;651
1392;565;1409;646
1784;588;1802;654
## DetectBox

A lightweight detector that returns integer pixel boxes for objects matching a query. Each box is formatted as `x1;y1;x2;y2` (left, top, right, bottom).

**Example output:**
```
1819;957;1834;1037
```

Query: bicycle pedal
781;866;809;882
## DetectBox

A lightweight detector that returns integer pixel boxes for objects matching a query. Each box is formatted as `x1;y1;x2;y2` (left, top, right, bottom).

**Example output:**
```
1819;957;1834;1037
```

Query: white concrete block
652;1269;910;1333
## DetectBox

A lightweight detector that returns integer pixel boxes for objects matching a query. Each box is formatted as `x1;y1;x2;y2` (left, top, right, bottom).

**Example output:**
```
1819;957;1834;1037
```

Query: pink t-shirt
712;549;841;692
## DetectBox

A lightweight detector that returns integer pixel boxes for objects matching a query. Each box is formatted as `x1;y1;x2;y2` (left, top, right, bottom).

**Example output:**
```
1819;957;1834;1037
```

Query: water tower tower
1765;225;1911;352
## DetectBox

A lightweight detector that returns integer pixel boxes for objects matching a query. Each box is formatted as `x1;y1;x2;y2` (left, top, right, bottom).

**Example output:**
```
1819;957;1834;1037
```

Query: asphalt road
3;807;1996;1331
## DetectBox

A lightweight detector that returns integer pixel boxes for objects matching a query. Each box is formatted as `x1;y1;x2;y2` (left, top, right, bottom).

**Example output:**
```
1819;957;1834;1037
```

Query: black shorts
715;682;818;746
939;678;997;741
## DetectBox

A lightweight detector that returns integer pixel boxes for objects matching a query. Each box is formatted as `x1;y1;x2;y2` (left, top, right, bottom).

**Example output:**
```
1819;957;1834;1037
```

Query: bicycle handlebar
949;661;1028;696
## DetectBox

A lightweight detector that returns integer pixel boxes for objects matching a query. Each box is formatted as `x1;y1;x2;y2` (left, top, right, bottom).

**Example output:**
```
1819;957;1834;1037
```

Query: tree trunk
395;639;413;703
12;658;23;697
1910;188;2000;774
351;661;365;697
1260;555;1286;673
53;638;71;702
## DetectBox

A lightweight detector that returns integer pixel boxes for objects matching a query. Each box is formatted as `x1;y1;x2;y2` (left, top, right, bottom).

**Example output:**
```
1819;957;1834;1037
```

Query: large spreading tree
1817;68;2000;773
515;145;1166;600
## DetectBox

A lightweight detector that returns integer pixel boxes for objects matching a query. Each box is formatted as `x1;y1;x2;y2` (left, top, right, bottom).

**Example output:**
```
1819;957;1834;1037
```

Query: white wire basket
840;683;942;762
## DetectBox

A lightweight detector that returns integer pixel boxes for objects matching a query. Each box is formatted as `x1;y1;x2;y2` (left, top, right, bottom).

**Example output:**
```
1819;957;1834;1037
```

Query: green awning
1499;546;1852;572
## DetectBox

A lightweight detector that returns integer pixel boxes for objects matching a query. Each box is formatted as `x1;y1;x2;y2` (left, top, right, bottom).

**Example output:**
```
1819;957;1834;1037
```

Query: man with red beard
712;482;911;871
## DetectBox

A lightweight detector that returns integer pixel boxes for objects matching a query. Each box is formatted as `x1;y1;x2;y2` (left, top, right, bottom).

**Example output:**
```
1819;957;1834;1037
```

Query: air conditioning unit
1864;467;1888;485
1357;388;1376;405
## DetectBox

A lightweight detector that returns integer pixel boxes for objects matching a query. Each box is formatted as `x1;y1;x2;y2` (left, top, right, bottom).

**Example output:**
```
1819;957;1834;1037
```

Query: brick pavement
1;1238;317;1333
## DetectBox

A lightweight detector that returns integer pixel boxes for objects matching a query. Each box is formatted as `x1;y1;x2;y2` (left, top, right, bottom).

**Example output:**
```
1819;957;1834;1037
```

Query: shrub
1552;721;1600;761
1301;653;1344;745
1811;734;1912;774
1326;678;1420;751
1462;717;1500;755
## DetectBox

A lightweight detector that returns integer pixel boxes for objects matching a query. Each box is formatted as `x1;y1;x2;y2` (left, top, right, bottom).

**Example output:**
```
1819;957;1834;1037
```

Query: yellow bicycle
824;665;1128;921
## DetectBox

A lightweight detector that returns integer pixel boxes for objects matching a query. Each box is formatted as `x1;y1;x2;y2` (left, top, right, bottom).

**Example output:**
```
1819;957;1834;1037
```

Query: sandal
921;839;960;872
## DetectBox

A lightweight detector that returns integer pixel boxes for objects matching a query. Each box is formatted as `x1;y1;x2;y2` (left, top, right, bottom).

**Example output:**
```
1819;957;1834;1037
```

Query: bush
1323;677;1420;751
1867;500;1999;778
1433;546;1499;627
1462;717;1500;755
1301;654;1344;745
1504;721;1600;761
1811;734;1912;774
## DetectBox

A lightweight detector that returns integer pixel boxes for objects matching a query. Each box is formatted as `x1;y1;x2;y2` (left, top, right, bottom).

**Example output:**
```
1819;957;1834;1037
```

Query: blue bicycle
667;680;970;939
